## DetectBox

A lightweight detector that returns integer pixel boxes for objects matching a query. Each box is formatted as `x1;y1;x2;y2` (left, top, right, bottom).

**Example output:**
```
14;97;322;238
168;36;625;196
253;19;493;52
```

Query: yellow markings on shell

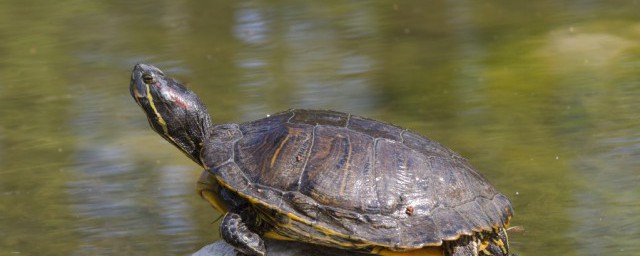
263;231;295;241
375;247;443;256
270;134;291;169
212;170;514;254
216;178;354;241
338;135;352;196
215;175;436;251
279;211;369;249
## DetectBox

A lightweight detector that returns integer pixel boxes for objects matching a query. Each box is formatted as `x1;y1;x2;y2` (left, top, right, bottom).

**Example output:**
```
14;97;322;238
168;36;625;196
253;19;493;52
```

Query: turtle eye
142;73;155;84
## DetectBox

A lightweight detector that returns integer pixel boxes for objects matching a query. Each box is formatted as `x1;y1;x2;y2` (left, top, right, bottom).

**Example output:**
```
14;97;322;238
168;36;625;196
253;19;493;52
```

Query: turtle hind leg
479;228;510;256
444;228;511;256
220;207;266;256
443;236;478;256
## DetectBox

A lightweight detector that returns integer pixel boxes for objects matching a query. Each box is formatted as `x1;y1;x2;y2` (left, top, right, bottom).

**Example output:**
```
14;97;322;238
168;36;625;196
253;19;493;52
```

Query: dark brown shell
203;109;512;250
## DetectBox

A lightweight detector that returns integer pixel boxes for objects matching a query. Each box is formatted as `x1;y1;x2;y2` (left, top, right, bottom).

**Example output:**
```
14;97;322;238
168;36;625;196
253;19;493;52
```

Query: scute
289;109;349;127
299;125;378;213
235;121;313;191
347;115;404;141
401;215;440;246
455;200;493;232
207;109;512;249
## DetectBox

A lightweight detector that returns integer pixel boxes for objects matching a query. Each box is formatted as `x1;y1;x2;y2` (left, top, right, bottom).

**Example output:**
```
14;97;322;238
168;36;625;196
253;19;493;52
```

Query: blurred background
1;1;639;255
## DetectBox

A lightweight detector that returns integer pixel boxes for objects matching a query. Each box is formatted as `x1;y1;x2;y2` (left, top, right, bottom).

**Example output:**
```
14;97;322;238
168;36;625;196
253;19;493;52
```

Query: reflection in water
445;0;488;117
232;2;378;120
569;87;640;255
67;58;204;254
69;143;198;254
0;1;639;255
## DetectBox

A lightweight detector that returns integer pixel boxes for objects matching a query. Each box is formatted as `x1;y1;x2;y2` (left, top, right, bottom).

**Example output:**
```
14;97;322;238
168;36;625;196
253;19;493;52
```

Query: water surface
0;1;639;255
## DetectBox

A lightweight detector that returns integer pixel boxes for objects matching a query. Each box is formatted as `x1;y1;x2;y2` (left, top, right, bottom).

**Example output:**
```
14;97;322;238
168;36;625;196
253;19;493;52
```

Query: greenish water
1;1;639;255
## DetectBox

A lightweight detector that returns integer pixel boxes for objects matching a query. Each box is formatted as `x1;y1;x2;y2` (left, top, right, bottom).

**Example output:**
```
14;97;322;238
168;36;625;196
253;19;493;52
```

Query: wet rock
193;239;369;256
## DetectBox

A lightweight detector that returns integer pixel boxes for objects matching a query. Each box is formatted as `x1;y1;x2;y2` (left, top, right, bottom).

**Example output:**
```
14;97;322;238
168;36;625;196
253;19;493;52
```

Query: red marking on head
171;93;190;110
153;82;190;110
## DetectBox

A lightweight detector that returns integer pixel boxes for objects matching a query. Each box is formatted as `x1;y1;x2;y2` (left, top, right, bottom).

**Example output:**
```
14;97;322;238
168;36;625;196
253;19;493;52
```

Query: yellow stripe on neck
145;84;169;135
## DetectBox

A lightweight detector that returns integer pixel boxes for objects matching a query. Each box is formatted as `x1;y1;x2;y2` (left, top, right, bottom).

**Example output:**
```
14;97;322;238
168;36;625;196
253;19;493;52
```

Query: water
1;1;639;255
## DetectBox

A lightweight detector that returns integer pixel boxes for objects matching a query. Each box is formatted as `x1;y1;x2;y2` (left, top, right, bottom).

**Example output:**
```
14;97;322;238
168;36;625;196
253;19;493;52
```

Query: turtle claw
221;209;266;256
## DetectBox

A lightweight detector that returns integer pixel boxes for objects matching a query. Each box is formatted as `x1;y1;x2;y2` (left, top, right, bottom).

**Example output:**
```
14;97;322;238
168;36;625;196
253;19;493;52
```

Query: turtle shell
202;109;512;250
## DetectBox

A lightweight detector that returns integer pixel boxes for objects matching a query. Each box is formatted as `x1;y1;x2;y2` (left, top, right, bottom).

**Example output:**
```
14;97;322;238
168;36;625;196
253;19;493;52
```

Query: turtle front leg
220;207;267;256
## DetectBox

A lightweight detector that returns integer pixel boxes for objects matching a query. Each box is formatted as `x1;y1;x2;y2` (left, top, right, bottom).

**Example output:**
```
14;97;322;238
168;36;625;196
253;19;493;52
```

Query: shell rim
212;166;513;250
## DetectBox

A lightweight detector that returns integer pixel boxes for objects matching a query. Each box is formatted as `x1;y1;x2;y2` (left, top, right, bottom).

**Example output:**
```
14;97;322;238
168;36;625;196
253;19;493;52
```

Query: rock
193;241;236;256
193;239;370;256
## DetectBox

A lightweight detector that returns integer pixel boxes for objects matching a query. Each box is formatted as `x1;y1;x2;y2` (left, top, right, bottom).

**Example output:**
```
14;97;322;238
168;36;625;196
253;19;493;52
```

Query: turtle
130;63;514;256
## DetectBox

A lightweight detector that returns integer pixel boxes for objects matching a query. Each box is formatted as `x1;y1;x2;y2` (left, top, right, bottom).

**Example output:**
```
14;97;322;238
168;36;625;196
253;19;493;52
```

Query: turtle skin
200;109;513;255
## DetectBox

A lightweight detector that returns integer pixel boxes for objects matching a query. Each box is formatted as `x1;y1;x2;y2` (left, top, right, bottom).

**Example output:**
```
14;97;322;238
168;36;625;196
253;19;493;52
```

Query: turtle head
130;63;212;166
